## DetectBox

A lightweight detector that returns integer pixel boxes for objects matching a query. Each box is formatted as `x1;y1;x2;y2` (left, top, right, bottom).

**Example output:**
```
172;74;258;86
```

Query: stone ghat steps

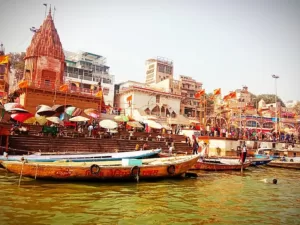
8;136;192;155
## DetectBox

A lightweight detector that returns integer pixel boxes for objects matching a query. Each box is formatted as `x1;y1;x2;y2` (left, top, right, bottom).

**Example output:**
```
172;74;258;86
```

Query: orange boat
191;160;251;171
1;155;200;181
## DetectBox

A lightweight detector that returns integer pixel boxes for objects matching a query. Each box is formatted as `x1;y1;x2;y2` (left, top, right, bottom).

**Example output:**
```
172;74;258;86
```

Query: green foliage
8;52;25;81
255;94;285;107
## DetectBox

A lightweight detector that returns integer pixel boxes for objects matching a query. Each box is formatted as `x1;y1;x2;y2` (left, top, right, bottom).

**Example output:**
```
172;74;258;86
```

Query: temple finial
49;4;51;15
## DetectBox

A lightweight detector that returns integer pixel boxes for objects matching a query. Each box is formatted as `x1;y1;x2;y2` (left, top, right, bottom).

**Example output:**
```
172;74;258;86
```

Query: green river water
0;167;299;225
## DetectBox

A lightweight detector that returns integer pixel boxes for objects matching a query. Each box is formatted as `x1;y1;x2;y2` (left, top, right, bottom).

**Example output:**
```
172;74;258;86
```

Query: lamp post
272;75;279;133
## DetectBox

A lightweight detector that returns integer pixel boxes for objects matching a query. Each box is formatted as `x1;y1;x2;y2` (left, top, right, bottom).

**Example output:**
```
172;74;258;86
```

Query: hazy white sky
1;0;299;101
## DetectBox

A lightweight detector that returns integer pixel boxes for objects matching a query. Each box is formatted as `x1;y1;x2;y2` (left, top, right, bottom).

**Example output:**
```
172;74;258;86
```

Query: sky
0;0;299;102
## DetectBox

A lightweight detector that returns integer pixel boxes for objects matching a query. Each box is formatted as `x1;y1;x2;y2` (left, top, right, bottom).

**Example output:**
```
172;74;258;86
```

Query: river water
0;166;299;225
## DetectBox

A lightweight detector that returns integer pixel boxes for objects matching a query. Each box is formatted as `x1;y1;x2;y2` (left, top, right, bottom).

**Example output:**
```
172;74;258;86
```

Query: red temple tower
24;9;65;86
13;9;104;113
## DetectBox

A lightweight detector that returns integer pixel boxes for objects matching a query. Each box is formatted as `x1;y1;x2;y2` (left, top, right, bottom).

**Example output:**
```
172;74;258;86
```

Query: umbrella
143;119;162;129
127;121;144;128
37;105;56;116
142;115;157;120
4;103;28;113
99;119;118;129
46;117;64;126
114;115;129;122
65;107;76;116
65;106;82;117
72;108;83;117
69;116;90;122
51;105;71;113
23;116;37;124
84;108;100;119
11;113;34;123
35;114;48;125
4;103;24;111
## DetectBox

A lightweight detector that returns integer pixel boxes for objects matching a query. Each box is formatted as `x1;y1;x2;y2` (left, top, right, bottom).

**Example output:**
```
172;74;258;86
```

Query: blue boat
0;149;162;162
250;158;272;166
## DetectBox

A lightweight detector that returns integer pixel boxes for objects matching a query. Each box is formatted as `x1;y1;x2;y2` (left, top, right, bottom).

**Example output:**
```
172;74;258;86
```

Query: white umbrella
69;116;90;122
37;105;56;116
4;103;28;112
99;119;118;129
46;117;64;126
143;119;162;129
142;115;157;120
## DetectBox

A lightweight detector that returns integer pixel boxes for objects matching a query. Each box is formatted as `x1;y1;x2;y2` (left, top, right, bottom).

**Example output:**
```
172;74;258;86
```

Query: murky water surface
0;167;299;225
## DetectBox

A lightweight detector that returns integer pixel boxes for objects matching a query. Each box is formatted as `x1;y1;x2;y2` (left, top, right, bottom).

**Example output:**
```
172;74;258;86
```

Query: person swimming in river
261;178;278;184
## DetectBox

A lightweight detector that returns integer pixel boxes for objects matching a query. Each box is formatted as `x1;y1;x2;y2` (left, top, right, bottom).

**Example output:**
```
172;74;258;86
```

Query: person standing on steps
192;135;199;155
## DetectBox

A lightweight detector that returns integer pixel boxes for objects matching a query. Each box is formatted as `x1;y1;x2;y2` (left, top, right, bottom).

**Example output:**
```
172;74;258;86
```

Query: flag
229;91;236;99
0;55;9;65
127;95;132;102
59;84;68;92
223;94;231;101
18;80;28;89
194;89;205;98
95;90;102;97
213;88;221;96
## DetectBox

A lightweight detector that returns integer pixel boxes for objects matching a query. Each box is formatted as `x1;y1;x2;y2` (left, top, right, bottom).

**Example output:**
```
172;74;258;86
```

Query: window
156;95;160;103
44;80;50;86
166;66;172;74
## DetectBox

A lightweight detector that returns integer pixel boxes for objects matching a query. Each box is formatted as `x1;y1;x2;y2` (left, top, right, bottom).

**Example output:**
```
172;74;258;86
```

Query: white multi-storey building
64;50;115;107
145;57;173;85
114;80;187;125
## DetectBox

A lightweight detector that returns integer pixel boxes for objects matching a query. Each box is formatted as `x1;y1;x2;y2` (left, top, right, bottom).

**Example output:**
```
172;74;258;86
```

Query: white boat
0;149;162;162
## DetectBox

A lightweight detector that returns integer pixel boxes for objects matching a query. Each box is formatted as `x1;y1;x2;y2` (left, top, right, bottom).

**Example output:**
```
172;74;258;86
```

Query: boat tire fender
290;159;294;162
131;166;140;177
167;165;175;175
90;164;100;175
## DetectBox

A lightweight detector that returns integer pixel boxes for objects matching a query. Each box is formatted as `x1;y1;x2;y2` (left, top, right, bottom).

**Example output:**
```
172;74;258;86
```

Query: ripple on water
0;167;299;224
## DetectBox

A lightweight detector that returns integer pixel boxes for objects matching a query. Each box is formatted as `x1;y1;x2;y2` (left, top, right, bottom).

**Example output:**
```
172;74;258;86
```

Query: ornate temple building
12;9;104;113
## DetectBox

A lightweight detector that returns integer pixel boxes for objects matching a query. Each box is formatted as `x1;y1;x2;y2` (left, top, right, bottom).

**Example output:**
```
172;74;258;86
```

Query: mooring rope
18;161;25;187
34;164;38;180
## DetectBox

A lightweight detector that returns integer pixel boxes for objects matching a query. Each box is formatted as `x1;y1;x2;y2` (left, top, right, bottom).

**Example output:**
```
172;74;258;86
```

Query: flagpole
53;6;56;20
43;3;47;18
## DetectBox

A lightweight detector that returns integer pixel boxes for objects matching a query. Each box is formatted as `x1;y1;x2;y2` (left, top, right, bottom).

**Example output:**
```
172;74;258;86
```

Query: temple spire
49;4;51;15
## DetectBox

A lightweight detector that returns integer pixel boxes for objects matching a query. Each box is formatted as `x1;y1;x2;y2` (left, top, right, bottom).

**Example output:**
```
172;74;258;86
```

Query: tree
8;52;25;81
255;94;285;107
292;101;300;115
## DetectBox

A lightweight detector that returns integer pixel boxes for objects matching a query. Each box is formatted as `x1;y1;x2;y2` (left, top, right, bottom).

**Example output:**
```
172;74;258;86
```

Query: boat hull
1;155;200;181
250;158;272;166
191;161;251;171
267;161;300;170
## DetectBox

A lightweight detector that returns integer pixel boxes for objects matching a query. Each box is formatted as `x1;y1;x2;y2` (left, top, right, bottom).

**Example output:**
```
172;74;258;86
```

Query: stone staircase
7;135;192;155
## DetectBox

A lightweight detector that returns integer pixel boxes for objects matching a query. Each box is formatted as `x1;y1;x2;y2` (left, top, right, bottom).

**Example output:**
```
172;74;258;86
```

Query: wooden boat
1;155;200;181
267;161;300;169
250;158;272;166
190;158;251;171
0;149;161;162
